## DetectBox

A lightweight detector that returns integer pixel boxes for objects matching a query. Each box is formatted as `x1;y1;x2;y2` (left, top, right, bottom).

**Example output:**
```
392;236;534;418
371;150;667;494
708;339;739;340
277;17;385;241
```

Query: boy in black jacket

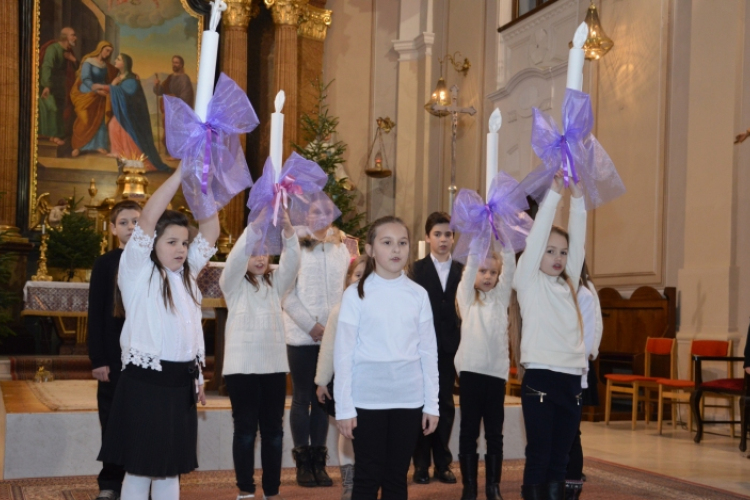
409;212;464;485
88;200;141;500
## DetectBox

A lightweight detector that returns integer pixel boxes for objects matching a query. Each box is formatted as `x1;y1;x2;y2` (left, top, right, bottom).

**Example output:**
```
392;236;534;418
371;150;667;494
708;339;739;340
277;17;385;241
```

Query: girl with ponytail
512;170;587;500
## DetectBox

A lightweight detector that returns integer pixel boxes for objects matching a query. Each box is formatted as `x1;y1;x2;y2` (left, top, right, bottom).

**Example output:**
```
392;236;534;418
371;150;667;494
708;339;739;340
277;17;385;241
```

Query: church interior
0;0;749;498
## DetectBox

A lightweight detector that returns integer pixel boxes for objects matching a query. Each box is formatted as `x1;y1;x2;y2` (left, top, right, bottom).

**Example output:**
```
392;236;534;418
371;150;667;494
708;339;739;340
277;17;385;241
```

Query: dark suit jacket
409;256;464;355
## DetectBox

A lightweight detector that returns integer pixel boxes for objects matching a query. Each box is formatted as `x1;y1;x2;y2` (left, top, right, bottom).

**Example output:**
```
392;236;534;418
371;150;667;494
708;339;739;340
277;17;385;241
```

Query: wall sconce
424;52;471;117
569;1;614;60
365;117;395;178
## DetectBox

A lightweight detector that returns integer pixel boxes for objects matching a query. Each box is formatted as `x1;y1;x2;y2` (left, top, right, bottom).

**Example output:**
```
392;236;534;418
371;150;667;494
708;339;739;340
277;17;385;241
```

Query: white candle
418;241;426;260
566;22;587;91
270;90;286;182
486;108;502;199
193;1;227;122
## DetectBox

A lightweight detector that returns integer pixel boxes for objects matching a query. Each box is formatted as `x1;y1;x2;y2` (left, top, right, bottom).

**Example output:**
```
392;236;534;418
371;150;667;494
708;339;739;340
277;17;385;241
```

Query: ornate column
220;0;258;239
265;0;308;158
0;0;20;235
297;4;331;145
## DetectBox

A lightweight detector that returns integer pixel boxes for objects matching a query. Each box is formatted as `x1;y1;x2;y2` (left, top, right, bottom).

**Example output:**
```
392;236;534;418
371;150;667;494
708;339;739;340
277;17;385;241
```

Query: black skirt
98;360;199;477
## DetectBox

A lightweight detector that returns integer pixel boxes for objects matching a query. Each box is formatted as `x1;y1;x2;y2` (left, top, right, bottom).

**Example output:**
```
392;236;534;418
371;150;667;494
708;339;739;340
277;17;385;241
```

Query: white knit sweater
220;227;301;375
454;250;515;381
283;226;351;346
314;303;340;386
513;190;587;372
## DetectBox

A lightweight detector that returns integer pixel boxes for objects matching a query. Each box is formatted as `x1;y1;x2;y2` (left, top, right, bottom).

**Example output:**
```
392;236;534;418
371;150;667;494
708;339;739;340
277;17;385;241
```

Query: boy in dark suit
410;212;464;484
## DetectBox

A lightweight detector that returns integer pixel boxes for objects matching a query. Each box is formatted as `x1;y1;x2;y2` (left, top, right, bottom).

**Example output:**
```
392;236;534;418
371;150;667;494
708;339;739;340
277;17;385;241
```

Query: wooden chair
604;337;676;430
656;340;731;435
691;357;750;451
506;366;521;396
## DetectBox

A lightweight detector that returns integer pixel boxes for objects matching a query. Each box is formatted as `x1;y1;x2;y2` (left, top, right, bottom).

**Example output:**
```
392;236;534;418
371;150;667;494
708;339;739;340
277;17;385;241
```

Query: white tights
121;473;179;500
338;432;355;466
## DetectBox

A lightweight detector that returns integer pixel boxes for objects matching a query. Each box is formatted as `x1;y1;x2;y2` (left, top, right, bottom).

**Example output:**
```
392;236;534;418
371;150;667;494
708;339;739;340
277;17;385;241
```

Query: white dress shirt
431;253;452;291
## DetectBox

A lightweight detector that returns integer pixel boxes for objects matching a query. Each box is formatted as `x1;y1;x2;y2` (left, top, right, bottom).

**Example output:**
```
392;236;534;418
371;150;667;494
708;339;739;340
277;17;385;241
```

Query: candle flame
275;91;286;113
489;108;502;133
573;22;588;49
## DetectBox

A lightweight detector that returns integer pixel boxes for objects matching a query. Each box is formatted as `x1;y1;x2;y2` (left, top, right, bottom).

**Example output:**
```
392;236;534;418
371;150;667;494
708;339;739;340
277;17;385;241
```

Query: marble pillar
0;1;20;234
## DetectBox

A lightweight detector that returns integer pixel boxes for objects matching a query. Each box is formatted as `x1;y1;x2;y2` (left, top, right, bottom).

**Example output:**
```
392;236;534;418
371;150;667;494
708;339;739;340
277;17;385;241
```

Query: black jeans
287;345;329;447
521;369;582;485
225;372;287;496
97;374;125;492
458;371;506;456
353;407;423;500
413;350;455;469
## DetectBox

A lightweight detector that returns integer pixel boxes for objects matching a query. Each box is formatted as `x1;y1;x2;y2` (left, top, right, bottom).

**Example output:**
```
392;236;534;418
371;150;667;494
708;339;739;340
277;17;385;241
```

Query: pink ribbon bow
272;175;303;226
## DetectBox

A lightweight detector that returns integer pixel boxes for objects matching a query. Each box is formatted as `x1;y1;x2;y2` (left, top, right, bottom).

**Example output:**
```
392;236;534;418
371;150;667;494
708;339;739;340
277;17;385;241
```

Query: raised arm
456;255;479;318
137;163;182;237
492;249;517;307
274;210;301;298
197;212;220;248
220;225;257;296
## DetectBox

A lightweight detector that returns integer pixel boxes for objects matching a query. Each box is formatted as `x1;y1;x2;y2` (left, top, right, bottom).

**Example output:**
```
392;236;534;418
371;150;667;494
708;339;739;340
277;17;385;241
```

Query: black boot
311;446;334;486
292;446;317;487
521;483;547;500
547;481;566;500
484;455;504;500
458;454;478;500
564;481;582;499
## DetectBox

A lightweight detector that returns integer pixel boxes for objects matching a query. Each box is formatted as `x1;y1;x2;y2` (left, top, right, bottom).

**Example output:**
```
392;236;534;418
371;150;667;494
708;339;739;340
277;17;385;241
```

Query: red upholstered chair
656;340;731;435
691;357;750;451
604;337;676;430
506;366;521;396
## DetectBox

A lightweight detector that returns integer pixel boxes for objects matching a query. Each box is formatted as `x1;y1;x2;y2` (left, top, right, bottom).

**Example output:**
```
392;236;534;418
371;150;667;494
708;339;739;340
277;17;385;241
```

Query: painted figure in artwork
38;27;78;146
70;41;118;158
108;53;171;172
153;55;194;158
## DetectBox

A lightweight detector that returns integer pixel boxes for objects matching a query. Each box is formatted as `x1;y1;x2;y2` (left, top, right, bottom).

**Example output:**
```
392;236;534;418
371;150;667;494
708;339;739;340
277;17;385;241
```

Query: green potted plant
47;198;101;282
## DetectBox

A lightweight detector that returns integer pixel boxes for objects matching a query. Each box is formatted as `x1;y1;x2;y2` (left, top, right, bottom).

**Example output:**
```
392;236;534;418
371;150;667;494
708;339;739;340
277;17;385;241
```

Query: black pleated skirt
98;360;199;477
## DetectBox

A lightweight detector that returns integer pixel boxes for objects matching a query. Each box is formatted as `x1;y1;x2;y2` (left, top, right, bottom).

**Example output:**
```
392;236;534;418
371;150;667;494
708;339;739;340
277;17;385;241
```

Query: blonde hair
472;251;501;305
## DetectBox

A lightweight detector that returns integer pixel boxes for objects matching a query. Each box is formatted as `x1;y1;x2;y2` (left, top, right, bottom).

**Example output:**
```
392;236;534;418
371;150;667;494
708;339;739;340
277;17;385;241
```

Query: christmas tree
293;80;368;243
48;196;102;281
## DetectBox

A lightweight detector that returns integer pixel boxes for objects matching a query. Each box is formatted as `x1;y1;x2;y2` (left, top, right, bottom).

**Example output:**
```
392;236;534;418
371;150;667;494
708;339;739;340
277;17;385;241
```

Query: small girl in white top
512;171;586;500
315;255;367;500
454;249;516;500
98;164;219;500
220;210;299;500
334;216;440;500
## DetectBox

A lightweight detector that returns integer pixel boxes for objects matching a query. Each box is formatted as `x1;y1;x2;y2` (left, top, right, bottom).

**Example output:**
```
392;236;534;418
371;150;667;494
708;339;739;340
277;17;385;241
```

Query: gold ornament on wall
298;5;332;41
264;0;309;26
223;0;259;29
569;1;614;61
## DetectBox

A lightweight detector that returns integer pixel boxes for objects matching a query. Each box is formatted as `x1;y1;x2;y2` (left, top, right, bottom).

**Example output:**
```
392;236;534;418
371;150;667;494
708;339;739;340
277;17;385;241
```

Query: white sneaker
236;494;254;500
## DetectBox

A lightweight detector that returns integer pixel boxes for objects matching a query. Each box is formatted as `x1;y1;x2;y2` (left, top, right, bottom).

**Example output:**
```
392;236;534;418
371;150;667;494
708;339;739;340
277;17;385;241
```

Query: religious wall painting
29;0;202;228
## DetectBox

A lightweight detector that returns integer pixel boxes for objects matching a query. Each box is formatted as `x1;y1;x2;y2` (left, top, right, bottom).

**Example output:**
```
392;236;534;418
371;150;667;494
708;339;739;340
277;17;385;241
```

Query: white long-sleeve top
220;227;301;375
454;250;516;381
577;282;603;388
283;226;351;346
118;225;216;371
314;303;340;386
333;272;440;420
513;190;587;373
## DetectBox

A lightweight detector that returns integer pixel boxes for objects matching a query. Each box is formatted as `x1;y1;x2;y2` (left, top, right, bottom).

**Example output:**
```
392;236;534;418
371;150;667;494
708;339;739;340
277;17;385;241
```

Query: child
564;261;602;500
220;210;300;500
454;249;516;500
97;164;219;500
513;171;586;500
282;205;350;487
334;216;440;500
88;199;141;500
315;255;368;500
409;212;463;485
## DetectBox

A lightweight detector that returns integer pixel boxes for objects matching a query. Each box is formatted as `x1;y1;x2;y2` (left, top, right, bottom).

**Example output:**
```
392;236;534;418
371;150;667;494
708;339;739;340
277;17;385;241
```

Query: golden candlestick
32;229;53;282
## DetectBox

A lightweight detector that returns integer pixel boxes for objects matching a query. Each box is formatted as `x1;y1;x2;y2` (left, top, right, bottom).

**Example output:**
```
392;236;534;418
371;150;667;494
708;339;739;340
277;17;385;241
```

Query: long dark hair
357;216;410;299
244;257;273;291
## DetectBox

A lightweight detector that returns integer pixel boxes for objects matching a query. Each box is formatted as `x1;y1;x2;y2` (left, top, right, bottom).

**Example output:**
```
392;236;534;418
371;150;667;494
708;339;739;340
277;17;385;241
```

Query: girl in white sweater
314;255;367;500
512;171;586;500
454;249;516;500
219;210;299;500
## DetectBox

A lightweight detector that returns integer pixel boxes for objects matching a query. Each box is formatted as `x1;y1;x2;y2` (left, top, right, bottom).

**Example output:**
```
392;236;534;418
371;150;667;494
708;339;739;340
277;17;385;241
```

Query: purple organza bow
451;172;533;264
164;73;259;220
521;88;626;210
245;152;341;256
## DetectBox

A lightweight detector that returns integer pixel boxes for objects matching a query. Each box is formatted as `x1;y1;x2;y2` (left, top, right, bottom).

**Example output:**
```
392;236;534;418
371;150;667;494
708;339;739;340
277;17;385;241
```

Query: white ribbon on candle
566;22;588;91
271;90;286;182
486;108;502;199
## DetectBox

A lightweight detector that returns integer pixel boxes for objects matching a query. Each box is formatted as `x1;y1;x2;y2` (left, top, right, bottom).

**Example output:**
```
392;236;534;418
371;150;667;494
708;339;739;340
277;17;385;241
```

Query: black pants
521;369;582;485
287;345;329;448
566;429;583;481
97;374;125;492
458;371;506;456
353;407;423;500
413;351;455;469
225;372;287;496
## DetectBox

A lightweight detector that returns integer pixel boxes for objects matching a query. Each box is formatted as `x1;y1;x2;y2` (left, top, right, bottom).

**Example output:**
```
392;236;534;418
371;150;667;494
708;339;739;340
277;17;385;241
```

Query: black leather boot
312;446;334;486
521;483;547;500
458;453;478;500
548;481;566;500
484;455;504;500
564;481;582;499
292;446;317;487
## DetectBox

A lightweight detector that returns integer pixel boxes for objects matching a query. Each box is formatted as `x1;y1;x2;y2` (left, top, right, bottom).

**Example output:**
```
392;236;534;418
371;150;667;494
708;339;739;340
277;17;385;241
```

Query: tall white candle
566;22;588;91
486;108;502;199
193;1;227;121
418;241;426;260
271;90;286;181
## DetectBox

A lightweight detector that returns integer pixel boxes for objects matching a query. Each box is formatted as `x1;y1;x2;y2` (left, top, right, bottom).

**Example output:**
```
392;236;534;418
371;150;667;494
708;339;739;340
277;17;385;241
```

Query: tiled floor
581;420;750;497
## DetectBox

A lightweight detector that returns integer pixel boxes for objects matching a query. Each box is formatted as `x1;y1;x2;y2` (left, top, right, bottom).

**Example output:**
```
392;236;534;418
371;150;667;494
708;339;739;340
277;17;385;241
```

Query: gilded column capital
298;5;332;41
264;0;309;26
222;0;259;30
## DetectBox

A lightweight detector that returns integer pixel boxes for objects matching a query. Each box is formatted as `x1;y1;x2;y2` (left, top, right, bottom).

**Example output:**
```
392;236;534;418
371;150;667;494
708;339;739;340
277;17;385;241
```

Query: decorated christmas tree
293;80;368;243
